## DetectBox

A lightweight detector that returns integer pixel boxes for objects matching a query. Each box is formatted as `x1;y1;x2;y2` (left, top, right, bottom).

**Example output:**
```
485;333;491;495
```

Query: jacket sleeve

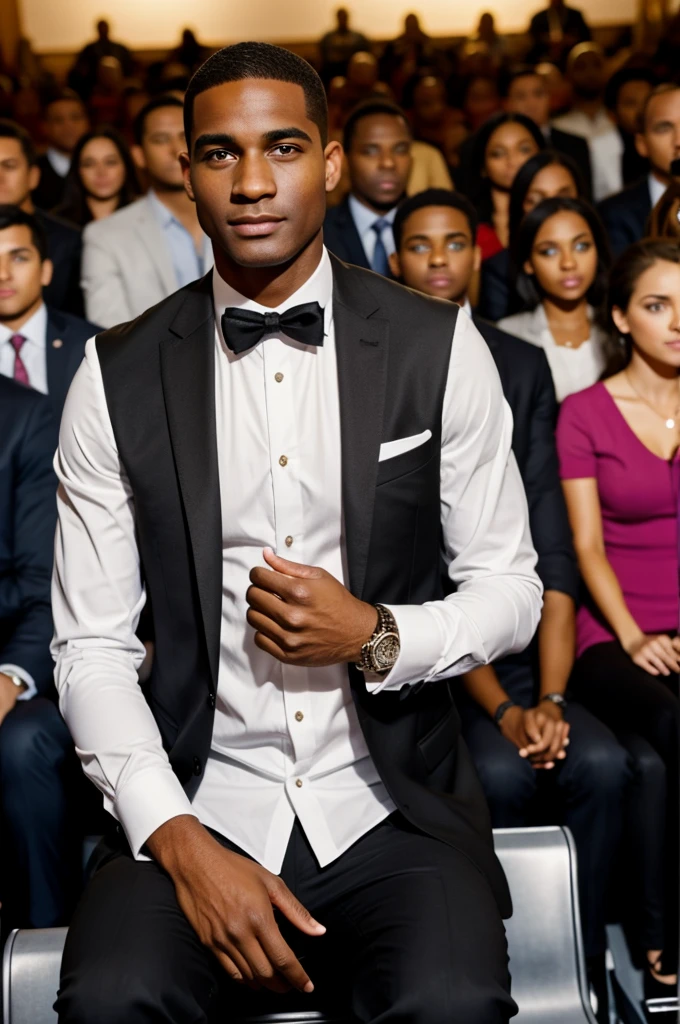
81;224;133;329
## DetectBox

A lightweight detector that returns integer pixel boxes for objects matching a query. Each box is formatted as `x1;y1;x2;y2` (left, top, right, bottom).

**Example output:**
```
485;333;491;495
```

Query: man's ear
179;152;194;201
40;258;54;289
611;305;630;336
635;131;648;159
131;144;147;171
388;251;401;278
324;140;344;194
472;244;482;274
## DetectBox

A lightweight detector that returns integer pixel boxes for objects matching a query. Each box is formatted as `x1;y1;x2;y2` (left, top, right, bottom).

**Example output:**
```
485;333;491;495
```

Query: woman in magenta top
557;239;680;994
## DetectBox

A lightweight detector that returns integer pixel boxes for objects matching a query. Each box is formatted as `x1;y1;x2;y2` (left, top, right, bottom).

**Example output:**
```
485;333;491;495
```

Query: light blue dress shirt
348;194;398;267
147;190;212;289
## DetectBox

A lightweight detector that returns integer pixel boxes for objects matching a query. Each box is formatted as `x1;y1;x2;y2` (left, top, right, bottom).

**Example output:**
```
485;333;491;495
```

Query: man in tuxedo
0;205;99;421
323;99;412;273
81;95;212;328
388;189;630;1022
32;90;89;212
53;43;541;1023
599;83;680;257
0;120;83;316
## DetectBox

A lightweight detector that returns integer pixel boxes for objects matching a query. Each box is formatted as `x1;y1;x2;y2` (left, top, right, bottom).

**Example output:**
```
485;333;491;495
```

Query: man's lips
427;275;453;288
0;289;16;299
228;215;285;237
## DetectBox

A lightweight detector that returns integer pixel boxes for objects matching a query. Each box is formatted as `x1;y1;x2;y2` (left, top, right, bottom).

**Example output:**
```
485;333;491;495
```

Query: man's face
183;79;341;269
570;51;604;99
413;78;447;126
0;139;38;206
134;105;186;189
615;79;652;136
346;113;412;212
43;99;89;155
0;224;52;322
506;74;550;129
637;89;680;180
389;205;480;305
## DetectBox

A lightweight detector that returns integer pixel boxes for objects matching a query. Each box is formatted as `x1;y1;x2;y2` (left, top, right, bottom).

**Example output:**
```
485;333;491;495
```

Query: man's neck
214;232;324;308
651;167;671;189
571;97;604;121
350;192;400;217
0;297;43;334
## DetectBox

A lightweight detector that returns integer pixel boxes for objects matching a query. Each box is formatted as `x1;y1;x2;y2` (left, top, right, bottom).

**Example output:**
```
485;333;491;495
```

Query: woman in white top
499;196;612;402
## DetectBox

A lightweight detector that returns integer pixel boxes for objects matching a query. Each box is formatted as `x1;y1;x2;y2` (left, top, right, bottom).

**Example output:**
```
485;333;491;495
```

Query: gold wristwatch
356;604;401;674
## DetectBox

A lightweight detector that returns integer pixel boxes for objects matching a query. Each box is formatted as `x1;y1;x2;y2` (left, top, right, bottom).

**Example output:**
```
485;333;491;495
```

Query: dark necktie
371;218;390;277
221;302;324;355
10;334;30;386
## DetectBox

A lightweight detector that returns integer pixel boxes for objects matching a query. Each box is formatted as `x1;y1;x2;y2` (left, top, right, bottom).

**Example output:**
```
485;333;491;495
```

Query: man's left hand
246;548;378;667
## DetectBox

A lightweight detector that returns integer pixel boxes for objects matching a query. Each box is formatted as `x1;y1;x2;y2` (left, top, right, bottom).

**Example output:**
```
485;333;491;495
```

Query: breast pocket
376;434;435;486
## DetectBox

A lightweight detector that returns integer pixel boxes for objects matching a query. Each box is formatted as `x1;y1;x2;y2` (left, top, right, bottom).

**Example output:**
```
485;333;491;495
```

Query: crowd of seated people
0;7;679;1022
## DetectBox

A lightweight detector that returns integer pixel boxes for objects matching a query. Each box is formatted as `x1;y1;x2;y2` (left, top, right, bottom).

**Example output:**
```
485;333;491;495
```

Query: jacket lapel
135;196;178;295
331;255;389;599
159;275;222;686
45;309;71;413
337;197;371;270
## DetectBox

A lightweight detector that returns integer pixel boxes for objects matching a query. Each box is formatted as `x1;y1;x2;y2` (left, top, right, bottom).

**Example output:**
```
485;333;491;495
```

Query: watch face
374;631;400;671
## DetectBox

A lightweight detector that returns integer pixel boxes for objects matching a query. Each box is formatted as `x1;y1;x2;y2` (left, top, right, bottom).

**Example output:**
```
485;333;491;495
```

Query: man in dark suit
389;188;630;1023
527;0;591;64
32;90;89;212
599;83;680;256
53;44;541;1023
323;99;412;273
0;206;99;421
0;119;83;315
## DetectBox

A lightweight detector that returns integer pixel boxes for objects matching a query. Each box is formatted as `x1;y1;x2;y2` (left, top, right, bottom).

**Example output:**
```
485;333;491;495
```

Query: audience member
324;100;412;272
647;157;680;240
499;196;611;400
527;0;592;66
380;13;437;96
318;8;370;85
390;188;628;1021
535;61;572;116
553;44;622;201
32;90;89;212
604;66;655;187
169;29;210;77
329;51;385;118
558;239;680;996
461;74;502;133
480;150;586;320
406;75;450;148
599;84;680;256
55;128;140;228
407;140;453;193
0;206;99;419
81;95;212;327
0;120;82;316
468;13;506;65
465;112;545;259
88;56;127;131
68;19;134;100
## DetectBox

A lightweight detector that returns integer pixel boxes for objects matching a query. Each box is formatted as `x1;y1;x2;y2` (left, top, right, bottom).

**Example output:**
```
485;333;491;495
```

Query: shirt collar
46;148;71;177
461;298;472;317
348;193;399;235
146;189;176;229
649;173;668;209
0;303;47;349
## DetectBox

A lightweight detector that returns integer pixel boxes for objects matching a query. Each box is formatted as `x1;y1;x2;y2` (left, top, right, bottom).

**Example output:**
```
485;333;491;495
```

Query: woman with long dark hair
557;239;680;996
498;196;611;401
465;111;545;260
56;127;139;227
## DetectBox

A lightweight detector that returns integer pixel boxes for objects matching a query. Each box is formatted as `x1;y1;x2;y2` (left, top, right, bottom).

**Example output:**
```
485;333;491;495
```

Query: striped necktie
9;334;29;386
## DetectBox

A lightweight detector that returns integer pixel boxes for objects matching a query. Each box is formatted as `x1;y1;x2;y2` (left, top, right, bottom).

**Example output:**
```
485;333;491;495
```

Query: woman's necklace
625;371;680;429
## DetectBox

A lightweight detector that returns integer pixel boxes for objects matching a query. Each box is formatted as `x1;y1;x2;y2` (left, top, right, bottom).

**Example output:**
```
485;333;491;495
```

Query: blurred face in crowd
43;99;89;156
389;204;480;305
637;88;680;182
0;138;38;207
523;162;579;215
525;210;597;303
346;112;412;212
413;77;448;126
133;104;186;190
182;79;342;271
615;79;652;136
505;74;550;129
464;76;500;131
79;136;127;200
484;122;540;191
612;259;680;369
0;224;52;326
569;48;605;100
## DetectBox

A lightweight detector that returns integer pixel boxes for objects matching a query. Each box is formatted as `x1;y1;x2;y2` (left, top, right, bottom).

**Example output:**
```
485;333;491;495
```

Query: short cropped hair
0;120;37;167
42;88;86;115
343;99;410;152
499;65;542;99
184;42;328;146
0;204;48;260
640;82;680;133
392;189;479;251
603;66;657;112
133;95;184;145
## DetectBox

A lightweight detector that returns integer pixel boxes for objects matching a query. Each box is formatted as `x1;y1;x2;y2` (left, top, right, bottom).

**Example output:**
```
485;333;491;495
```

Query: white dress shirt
552;107;623;202
348;194;397;266
649;172;667;210
0;303;48;394
46;148;71;178
52;248;541;872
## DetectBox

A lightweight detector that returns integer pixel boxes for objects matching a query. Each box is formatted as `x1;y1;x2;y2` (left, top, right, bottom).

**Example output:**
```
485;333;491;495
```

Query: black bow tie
221;301;325;355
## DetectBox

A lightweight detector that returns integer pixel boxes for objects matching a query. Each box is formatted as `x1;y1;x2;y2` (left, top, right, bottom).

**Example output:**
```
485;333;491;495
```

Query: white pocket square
378;429;432;463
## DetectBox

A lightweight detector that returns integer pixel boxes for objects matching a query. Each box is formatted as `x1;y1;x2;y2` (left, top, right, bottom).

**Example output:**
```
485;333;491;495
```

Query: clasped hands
500;701;570;770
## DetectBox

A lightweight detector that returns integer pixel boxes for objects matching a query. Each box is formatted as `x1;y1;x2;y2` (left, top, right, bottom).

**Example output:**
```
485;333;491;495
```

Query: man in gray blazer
81;96;212;328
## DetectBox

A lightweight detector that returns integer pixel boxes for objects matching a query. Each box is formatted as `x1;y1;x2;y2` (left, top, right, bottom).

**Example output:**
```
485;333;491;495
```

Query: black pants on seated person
458;660;631;960
57;813;517;1024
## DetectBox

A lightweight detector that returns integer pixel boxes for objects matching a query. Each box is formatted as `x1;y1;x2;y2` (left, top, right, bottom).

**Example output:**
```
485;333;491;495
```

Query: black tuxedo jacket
473;316;578;601
95;256;511;914
33;154;68;213
322;197;371;270
36;209;83;317
598;176;651;258
44;306;100;420
0;377;57;695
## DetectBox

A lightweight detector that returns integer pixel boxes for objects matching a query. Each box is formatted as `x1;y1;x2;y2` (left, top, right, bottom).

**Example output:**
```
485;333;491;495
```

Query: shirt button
285;535;294;547
279;455;288;467
275;372;284;382
295;778;303;788
193;757;202;776
295;710;304;722
208;692;216;710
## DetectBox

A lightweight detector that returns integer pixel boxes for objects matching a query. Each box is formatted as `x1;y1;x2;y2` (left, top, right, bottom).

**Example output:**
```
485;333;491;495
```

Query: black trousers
56;814;517;1024
572;640;679;959
0;698;84;930
458;661;630;958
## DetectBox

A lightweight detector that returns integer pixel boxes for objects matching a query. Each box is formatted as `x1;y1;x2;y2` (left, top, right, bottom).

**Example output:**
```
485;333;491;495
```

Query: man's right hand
147;815;325;993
